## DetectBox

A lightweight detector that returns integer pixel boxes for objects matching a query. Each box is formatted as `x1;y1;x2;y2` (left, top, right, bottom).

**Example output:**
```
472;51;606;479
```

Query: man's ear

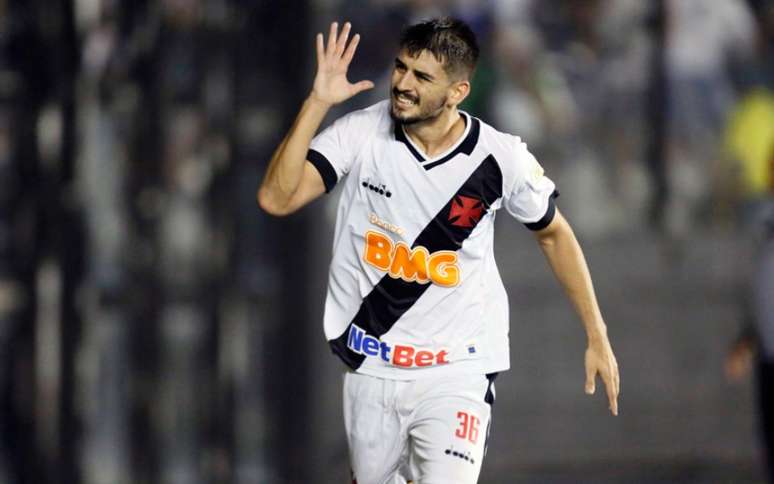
448;80;471;107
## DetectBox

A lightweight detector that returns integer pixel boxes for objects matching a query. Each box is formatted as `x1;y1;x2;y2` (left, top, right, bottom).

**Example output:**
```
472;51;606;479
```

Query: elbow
257;189;294;217
536;232;558;250
534;213;572;248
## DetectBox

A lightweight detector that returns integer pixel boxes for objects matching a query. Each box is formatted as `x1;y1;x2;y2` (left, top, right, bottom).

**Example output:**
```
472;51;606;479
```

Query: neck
404;107;465;158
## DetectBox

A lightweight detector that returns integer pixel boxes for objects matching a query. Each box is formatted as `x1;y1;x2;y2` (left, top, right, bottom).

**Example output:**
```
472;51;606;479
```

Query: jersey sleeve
307;109;370;193
503;139;559;230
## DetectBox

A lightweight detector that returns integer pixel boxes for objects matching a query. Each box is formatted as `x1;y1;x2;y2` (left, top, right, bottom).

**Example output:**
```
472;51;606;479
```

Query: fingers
604;359;620;416
342;33;361;65
335;22;351;57
605;372;619;416
351;80;375;94
584;358;596;395
319;21;360;63
608;385;619;415
327;22;338;55
608;392;618;416
585;345;619;416
316;33;324;65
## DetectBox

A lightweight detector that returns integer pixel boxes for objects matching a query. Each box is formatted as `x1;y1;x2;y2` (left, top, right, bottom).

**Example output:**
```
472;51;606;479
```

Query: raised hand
310;22;374;106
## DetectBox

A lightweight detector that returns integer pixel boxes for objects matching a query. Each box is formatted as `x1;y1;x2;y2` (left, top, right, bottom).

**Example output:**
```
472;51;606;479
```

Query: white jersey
308;100;557;380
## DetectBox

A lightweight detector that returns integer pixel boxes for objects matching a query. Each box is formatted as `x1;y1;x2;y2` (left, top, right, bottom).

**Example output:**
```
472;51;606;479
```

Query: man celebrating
259;18;619;484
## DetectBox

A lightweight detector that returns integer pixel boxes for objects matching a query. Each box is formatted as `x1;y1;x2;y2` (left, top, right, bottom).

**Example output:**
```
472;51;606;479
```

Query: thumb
352;80;375;94
585;361;596;395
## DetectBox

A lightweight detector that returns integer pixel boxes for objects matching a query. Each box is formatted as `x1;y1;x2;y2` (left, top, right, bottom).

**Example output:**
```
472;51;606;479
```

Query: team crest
448;195;484;228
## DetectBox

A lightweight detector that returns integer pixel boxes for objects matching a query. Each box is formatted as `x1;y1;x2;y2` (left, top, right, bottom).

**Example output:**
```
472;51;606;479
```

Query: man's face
390;49;455;125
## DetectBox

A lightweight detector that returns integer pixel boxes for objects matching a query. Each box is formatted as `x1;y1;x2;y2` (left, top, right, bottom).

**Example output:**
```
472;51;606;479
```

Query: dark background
0;0;773;483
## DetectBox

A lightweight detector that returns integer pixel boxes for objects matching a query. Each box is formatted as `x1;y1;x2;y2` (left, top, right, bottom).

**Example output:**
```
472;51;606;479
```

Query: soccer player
258;18;619;484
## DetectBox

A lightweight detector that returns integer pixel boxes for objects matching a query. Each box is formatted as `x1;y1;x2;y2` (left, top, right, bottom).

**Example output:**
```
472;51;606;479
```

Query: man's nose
395;72;414;92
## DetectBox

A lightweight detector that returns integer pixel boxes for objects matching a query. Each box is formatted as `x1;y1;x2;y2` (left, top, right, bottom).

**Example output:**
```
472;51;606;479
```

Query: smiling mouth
393;92;418;108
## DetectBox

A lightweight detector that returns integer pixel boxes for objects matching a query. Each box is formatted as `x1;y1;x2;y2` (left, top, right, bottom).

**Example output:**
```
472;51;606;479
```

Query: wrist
307;92;334;110
586;322;608;344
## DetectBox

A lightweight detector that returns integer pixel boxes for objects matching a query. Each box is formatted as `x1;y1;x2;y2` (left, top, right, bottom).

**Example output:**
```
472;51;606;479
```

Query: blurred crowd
0;0;772;483
337;0;772;242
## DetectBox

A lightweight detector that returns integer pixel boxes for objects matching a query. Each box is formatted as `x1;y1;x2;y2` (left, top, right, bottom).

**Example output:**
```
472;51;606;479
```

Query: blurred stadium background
0;0;773;483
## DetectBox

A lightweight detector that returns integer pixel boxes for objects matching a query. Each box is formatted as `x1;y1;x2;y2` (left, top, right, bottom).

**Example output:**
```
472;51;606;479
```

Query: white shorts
343;372;496;484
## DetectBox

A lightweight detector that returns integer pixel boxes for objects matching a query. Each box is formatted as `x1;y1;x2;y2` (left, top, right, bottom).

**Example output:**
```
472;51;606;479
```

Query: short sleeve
503;144;559;230
307;109;368;193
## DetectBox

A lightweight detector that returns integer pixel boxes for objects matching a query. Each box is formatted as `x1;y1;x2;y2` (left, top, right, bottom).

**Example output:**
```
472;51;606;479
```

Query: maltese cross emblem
448;195;484;228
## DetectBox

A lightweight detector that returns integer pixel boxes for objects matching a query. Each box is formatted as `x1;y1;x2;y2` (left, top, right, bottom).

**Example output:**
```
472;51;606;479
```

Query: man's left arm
532;208;620;415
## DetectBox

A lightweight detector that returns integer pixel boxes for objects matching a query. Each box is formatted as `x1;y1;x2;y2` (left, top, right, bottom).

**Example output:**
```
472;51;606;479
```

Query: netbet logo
347;324;449;367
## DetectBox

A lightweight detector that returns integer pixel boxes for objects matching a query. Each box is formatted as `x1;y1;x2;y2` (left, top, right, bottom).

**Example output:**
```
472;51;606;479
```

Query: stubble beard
390;90;448;126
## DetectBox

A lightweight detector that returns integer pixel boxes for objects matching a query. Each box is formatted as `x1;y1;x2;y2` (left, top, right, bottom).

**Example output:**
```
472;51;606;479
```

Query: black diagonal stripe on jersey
329;155;503;370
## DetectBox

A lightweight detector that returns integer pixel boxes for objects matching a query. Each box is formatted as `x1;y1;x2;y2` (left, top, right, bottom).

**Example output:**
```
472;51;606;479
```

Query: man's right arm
257;97;331;216
257;22;373;216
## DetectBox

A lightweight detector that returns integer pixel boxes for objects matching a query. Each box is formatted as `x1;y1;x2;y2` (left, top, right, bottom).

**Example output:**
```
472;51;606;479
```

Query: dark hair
399;17;479;80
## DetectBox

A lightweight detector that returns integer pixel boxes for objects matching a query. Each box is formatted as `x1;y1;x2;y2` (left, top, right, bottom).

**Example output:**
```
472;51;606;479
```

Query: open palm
311;22;374;106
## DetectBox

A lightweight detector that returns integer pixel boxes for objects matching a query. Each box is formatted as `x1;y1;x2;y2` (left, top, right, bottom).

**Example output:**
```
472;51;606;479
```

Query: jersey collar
393;111;481;171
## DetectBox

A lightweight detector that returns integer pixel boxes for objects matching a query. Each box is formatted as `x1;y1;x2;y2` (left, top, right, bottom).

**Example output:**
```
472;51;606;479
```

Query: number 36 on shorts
455;411;480;444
